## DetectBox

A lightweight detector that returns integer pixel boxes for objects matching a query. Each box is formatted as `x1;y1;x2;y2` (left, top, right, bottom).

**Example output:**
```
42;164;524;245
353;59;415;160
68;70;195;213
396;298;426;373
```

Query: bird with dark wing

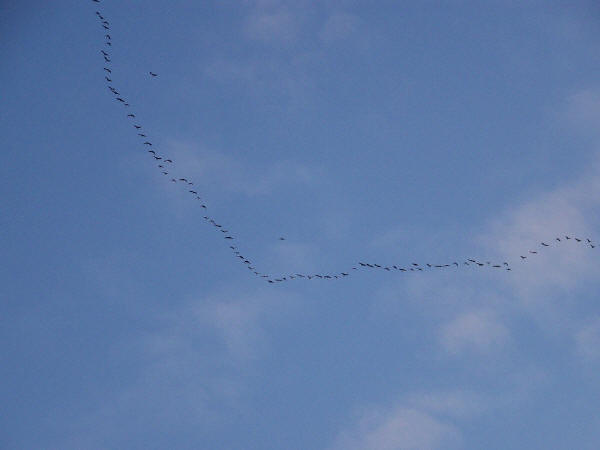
149;72;158;77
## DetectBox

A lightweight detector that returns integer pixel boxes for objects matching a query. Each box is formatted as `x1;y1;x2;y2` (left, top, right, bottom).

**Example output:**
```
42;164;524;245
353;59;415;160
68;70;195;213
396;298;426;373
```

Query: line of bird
91;1;596;284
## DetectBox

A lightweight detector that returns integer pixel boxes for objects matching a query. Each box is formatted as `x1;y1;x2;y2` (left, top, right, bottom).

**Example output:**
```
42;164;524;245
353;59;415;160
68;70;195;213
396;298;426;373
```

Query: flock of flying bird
91;0;597;284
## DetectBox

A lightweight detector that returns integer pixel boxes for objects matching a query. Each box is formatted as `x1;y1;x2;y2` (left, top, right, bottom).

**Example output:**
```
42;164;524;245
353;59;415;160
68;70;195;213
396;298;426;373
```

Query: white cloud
330;406;462;450
439;310;509;356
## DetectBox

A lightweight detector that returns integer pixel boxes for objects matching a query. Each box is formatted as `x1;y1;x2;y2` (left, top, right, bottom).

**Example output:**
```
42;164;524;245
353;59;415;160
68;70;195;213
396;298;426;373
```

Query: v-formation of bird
91;1;597;284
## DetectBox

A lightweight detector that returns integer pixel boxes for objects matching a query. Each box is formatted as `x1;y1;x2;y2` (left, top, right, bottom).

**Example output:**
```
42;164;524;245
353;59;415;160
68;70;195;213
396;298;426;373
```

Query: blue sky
2;1;600;448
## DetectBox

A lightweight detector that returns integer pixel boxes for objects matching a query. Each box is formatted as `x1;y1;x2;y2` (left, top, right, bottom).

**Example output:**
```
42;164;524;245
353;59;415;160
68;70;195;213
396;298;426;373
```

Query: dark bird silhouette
148;150;156;155
143;142;152;145
138;133;146;137
127;114;135;118
541;242;549;246
164;159;172;163
149;72;158;77
116;97;125;102
279;237;285;240
100;50;108;56
529;250;538;254
105;34;111;40
134;125;142;129
105;76;112;82
520;256;527;259
153;156;162;160
575;238;582;242
104;67;111;73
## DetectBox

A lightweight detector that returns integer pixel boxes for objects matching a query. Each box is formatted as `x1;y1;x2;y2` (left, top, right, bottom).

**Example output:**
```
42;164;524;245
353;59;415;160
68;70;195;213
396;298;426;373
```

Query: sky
2;0;600;448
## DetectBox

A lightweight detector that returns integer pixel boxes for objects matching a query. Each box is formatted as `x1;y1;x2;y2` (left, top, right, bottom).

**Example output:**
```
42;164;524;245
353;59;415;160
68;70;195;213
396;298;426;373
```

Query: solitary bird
143;142;152;145
149;72;158;77
127;114;135;118
279;237;285;240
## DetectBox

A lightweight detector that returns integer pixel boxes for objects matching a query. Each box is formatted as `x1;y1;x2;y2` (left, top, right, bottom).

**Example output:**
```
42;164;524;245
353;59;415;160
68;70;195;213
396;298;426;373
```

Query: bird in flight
149;72;158;77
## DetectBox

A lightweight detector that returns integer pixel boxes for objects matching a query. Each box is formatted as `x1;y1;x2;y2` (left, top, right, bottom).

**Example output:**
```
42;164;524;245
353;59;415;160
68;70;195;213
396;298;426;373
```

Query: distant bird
162;171;168;175
529;250;538;254
148;150;155;154
541;242;549;246
134;125;142;129
100;50;108;56
143;141;152;145
279;237;285;240
153;156;162;160
127;114;135;118
149;72;158;77
225;236;233;239
138;133;146;137
575;238;582;242
116;97;125;102
189;190;198;194
164;159;172;163
104;67;111;73
105;76;112;82
556;237;561;242
178;178;188;182
105;34;111;40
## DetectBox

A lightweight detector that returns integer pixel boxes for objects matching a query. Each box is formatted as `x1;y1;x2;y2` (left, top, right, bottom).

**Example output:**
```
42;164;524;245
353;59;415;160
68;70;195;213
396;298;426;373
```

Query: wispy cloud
160;140;322;197
439;309;510;356
244;11;299;43
330;404;462;450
